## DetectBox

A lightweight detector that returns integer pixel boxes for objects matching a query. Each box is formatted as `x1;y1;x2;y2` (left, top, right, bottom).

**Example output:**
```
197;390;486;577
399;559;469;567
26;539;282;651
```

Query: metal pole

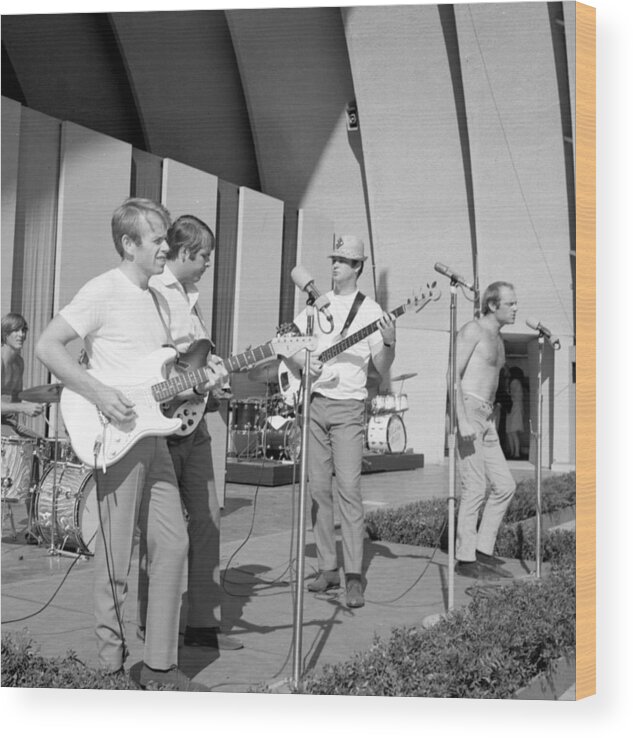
535;336;544;578
48;402;60;555
447;282;458;611
291;305;314;689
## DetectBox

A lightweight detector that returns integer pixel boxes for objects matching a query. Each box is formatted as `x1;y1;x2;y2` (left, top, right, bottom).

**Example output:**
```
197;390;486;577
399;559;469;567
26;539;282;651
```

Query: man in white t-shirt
139;214;242;651
36;198;227;690
289;236;396;608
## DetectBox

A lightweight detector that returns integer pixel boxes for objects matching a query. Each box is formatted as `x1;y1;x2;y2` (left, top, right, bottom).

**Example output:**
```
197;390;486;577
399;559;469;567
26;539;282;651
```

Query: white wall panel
14;108;61;411
54;122;131;359
1;97;21;316
231;187;283;400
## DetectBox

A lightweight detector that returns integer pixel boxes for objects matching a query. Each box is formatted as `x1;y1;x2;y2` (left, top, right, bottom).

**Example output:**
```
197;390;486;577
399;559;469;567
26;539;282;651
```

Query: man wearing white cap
289;235;396;607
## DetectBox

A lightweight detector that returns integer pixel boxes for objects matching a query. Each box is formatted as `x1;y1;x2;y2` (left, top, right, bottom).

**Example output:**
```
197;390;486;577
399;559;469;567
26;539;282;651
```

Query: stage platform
225;451;424;487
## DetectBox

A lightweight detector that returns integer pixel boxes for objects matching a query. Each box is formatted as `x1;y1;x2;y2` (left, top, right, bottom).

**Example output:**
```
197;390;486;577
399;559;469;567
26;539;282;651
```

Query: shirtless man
453;281;518;580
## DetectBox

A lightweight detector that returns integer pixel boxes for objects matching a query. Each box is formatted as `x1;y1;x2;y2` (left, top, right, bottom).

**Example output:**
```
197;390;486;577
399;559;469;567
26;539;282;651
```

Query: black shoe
184;626;243;650
476;550;506;567
137;663;211;691
455;560;505;581
307;570;340;593
345;579;365;608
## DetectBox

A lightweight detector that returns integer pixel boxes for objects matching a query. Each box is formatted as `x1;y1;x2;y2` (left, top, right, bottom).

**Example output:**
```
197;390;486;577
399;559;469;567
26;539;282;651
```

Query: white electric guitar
278;284;441;406
60;335;317;470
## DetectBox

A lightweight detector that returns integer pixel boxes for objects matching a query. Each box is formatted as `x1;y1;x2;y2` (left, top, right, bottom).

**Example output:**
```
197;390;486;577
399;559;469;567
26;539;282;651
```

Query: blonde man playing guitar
287;236;395;608
141;214;242;651
36;198;227;691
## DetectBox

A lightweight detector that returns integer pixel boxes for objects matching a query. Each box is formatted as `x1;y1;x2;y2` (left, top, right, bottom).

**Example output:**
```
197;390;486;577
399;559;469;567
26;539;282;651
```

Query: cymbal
392;372;418;382
248;360;281;384
19;383;64;403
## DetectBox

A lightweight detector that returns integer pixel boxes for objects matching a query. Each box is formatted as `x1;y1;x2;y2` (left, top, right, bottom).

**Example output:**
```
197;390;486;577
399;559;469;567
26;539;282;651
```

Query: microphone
434;263;476;293
291;265;334;325
526;317;561;350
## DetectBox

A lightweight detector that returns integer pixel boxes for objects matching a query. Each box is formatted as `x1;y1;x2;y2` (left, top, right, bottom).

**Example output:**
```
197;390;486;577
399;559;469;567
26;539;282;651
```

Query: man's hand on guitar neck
195;354;230;394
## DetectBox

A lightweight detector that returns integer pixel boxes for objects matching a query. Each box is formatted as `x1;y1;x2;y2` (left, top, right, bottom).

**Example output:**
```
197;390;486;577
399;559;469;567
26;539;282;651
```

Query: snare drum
34;464;99;554
263;417;301;462
366;414;407;454
230;400;263;430
1;436;36;500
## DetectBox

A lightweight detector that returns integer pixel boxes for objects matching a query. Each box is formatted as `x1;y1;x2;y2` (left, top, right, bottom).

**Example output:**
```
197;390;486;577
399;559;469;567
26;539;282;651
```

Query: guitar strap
340;291;366;338
148;288;176;348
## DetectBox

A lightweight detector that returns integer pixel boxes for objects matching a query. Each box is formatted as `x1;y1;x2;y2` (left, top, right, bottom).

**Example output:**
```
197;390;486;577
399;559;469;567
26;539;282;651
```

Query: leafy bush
299;533;575;697
1;631;133;689
365;472;575;561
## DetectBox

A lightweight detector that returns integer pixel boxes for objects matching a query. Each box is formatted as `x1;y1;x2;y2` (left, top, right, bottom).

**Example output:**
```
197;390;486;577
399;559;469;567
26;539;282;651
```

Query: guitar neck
151;341;278;402
319;305;407;363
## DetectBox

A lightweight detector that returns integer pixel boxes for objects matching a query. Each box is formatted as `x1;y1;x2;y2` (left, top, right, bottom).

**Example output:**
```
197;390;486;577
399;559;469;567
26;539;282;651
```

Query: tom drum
1;436;36;501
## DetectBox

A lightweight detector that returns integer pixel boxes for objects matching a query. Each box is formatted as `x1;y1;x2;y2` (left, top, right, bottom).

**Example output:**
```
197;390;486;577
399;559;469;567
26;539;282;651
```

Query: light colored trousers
94;437;188;671
138;423;222;630
308;395;365;575
456;394;516;562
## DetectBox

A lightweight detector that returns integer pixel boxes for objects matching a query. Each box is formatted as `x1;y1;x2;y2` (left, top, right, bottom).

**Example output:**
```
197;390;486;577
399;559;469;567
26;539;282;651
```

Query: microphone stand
532;334;545;578
446;280;458;611
291;301;315;689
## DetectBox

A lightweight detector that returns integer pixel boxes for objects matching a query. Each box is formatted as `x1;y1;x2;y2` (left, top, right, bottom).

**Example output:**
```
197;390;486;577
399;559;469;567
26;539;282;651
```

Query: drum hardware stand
446;280;459;612
291;302;315;690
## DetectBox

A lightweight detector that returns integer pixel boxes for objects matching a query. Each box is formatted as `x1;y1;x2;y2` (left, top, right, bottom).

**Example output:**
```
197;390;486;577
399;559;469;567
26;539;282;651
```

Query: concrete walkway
2;461;554;692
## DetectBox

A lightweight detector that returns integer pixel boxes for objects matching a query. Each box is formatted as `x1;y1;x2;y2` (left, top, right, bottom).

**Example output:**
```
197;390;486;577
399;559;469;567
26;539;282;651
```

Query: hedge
299;531;575;697
1;632;137;689
365;472;575;561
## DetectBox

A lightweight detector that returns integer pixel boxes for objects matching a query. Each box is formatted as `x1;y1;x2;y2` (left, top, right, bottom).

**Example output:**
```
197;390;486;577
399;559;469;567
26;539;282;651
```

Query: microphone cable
1;549;84;624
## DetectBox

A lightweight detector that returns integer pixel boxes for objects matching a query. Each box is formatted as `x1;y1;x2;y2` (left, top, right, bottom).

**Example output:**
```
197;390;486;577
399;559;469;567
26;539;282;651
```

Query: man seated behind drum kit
1;313;45;540
1;313;45;431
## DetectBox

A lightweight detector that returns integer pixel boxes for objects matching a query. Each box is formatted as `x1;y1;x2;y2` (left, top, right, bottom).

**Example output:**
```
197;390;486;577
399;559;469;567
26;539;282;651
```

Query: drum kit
365;372;416;454
227;361;301;463
225;364;416;463
1;383;98;556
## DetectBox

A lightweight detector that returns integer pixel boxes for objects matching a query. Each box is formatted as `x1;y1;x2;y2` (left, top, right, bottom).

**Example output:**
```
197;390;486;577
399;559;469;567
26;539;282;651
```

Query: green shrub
365;472;575;561
299;537;575;697
1;631;133;689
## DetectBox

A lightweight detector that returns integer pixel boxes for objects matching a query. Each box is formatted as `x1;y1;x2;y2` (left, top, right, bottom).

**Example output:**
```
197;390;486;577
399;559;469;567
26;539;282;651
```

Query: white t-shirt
59;268;169;376
293;290;383;401
150;265;208;353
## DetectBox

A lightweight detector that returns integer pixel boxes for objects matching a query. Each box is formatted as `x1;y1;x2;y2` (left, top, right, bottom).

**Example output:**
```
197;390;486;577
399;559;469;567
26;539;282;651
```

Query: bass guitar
277;284;440;406
60;335;317;469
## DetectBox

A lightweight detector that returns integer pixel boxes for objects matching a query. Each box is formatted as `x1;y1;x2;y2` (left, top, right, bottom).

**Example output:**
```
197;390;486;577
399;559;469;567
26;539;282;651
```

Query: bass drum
263;417;301;462
366;414;407;454
35;464;99;555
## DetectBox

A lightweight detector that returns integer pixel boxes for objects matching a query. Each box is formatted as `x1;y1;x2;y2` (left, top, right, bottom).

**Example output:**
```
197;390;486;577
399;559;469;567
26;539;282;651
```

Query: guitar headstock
272;335;319;358
404;281;442;313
